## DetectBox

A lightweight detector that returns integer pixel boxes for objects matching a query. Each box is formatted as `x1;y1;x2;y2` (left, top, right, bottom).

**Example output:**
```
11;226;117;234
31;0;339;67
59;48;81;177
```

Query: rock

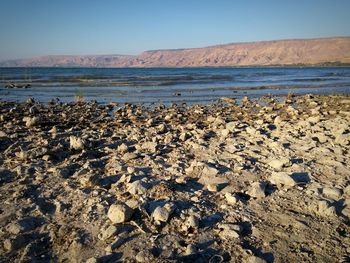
117;143;129;153
107;204;134;224
269;172;296;188
313;200;336;217
3;235;28;251
268;158;289;171
334;134;350;146
122;152;138;162
202;164;220;177
341;199;350;220
6;217;40;234
344;185;350;196
69;136;85;150
246;182;266;199
322;187;343;200
217;223;241;239
136;250;155;262
187;215;200;228
185;244;197;255
225;193;238;205
86;257;97;263
152;206;171;223
98;225;118;240
127;180;147;196
246;255;267;263
140;141;157;152
307;116;320;125
207;183;219;192
25;117;39;127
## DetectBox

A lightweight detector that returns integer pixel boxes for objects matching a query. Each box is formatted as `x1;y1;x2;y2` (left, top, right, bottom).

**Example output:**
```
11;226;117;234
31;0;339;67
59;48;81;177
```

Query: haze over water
1;67;350;104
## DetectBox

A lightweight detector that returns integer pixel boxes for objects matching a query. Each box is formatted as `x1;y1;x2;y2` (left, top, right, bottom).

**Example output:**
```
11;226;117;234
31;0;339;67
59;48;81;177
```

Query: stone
187;215;200;228
335;134;350;146
185;244;197;255
268;158;289;171
108;204;134;224
3;235;28;251
127;180;147;196
202;164;220;177
246;255;267;263
136;250;155;262
322;187;342;200
269;172;296;188
86;258;97;263
217;223;241;239
207;183;219;192
225;193;238;205
152;206;171;223
25;117;39;128
313;200;336;217
69;136;85;150
247;182;266;199
117;143;129;153
122;152;138;162
98;225;118;240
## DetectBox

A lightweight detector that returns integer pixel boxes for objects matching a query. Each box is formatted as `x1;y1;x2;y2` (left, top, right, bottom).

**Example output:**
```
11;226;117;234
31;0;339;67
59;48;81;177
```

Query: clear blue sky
1;0;350;60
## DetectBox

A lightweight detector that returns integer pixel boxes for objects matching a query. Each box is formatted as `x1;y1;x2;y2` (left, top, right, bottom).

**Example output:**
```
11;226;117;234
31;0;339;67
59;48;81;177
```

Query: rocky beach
0;94;350;262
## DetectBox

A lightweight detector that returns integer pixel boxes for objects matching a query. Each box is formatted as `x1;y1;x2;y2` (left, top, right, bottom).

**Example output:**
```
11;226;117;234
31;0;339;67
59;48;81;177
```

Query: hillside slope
1;37;350;67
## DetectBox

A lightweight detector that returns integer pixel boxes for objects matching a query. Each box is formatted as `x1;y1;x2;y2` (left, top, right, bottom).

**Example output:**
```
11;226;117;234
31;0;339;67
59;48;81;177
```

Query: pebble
246;182;266;199
185;244;197;255
269;172;296;188
107;203;134;224
136;250;155;262
207;183;219;192
69;136;85;150
98;225;118;240
225;193;238;205
322;187;343;200
127;180;147;195
187;215;200;228
152;206;171;223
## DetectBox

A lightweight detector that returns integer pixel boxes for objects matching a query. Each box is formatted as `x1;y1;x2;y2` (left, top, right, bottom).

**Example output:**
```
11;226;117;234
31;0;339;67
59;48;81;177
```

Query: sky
1;0;350;60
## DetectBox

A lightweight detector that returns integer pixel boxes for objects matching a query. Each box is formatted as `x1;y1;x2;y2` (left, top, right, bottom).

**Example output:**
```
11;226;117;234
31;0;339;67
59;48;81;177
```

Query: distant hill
1;37;350;67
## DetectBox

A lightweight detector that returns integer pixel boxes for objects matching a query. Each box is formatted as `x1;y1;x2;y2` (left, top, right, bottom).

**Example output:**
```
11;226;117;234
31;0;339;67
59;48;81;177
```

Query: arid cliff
1;37;350;67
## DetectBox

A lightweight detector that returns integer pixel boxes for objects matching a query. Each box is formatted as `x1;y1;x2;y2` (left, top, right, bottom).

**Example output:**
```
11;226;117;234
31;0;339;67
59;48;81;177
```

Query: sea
0;67;350;105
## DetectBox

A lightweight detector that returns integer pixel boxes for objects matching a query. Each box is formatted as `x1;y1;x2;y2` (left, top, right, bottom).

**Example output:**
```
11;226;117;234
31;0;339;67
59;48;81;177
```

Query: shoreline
0;94;349;262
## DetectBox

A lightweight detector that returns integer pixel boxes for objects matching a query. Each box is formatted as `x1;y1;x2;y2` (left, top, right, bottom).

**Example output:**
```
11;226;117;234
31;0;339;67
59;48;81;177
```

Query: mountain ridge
1;37;350;67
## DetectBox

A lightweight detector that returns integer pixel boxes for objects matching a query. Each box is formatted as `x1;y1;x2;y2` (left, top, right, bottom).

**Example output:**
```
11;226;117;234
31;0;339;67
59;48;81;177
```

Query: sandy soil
0;94;349;262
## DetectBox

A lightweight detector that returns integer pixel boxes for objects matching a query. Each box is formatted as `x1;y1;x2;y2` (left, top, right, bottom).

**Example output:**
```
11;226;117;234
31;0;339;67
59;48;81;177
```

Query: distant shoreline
1;37;349;68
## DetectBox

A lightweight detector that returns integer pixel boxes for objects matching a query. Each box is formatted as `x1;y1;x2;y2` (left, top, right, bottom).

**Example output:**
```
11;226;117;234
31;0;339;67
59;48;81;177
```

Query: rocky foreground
0;94;350;262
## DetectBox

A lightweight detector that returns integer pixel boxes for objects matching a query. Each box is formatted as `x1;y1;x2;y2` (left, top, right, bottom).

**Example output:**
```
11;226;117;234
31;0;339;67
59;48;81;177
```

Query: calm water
0;67;350;104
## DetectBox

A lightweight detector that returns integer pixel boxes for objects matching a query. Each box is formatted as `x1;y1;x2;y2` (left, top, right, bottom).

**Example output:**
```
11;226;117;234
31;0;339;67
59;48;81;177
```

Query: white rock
136;250;154;262
316;200;336;217
69;136;85;150
187;215;199;228
152;206;170;223
127;180;147;196
268;158;289;171
98;225;118;240
107;204;134;224
269;172;296;188
247;182;266;199
25;117;39;128
217;223;241;239
225;193;238;205
207;183;219;192
322;187;342;200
